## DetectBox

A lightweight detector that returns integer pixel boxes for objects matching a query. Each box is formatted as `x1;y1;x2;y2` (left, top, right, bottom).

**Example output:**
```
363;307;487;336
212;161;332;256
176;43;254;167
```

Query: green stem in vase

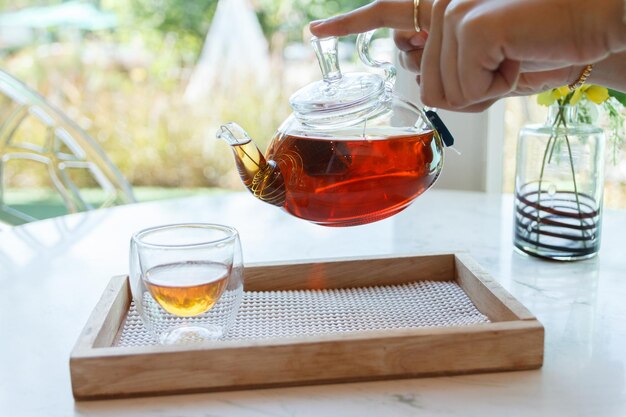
558;103;587;244
535;98;587;247
547;105;567;164
536;101;567;245
536;133;555;245
563;131;588;245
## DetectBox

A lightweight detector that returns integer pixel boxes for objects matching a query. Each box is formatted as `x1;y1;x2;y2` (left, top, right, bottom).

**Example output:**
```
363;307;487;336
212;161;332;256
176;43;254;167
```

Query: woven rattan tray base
70;253;544;400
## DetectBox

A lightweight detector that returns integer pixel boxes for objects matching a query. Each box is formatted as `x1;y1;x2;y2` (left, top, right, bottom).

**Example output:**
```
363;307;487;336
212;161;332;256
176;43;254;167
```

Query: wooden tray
70;253;544;400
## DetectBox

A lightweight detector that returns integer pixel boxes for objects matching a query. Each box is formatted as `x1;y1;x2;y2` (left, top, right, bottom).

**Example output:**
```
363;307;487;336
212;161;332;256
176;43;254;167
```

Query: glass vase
513;104;605;261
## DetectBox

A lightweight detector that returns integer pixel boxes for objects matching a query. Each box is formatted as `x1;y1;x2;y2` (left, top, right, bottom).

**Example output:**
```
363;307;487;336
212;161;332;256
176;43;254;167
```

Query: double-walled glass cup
129;223;244;344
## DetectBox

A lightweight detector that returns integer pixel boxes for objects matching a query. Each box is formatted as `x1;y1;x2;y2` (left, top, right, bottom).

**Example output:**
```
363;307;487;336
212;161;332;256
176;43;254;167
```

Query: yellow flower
583;85;609;104
536;90;555;106
554;86;570;99
570;88;583;105
537;86;570;106
537;84;609;106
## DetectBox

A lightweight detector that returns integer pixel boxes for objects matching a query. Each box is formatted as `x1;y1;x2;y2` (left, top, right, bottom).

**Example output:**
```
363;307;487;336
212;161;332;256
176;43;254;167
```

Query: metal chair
0;70;135;225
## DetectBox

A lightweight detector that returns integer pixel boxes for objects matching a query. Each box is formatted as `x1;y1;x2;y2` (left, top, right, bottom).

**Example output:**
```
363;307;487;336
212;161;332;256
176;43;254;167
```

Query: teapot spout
216;122;286;207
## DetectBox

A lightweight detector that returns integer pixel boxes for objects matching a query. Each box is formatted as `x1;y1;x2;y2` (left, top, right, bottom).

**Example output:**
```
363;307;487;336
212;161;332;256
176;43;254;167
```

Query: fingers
458;40;520;105
458;67;574;101
439;2;464;107
420;0;452;108
309;0;414;37
395;30;428;73
394;30;427;52
514;67;576;96
418;70;499;112
420;0;521;110
455;98;500;113
398;49;424;73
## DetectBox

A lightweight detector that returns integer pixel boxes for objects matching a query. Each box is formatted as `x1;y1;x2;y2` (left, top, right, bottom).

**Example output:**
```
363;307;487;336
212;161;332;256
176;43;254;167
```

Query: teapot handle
356;30;396;93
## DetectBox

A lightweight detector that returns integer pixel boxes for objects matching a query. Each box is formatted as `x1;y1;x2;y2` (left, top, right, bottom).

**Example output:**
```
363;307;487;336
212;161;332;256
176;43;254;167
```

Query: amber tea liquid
267;131;439;226
144;261;229;317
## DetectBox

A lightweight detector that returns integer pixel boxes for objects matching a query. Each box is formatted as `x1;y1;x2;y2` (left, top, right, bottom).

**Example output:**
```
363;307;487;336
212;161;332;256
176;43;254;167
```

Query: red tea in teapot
258;131;439;226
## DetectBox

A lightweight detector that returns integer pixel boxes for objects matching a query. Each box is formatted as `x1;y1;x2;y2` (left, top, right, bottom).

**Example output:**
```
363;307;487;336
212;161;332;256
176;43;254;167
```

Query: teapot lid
289;36;394;127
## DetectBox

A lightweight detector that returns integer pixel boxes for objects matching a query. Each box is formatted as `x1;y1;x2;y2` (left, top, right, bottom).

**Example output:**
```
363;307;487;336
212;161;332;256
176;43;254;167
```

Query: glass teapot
217;31;453;227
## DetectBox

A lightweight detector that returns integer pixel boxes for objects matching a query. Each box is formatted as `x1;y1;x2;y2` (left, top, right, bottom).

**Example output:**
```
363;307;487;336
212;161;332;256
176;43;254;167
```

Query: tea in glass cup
129;223;244;344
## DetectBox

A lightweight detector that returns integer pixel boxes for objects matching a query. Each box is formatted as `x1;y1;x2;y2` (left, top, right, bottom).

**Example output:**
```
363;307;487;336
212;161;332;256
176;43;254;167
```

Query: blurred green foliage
104;1;371;49
102;0;218;64
0;0;59;8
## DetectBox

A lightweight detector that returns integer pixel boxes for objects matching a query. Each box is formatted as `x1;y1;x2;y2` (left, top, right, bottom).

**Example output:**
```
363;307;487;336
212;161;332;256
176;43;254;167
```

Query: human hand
310;0;625;112
420;0;626;110
392;10;591;112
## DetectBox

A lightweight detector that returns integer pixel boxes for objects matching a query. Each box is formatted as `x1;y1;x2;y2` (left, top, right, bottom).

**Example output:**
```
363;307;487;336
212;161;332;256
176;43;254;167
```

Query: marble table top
0;190;625;417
